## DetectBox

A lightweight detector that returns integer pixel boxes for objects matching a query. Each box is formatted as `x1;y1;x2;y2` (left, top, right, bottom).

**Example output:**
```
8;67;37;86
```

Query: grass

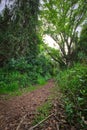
37;76;46;85
0;69;48;99
0;83;47;99
32;79;62;126
32;80;55;125
33;100;52;125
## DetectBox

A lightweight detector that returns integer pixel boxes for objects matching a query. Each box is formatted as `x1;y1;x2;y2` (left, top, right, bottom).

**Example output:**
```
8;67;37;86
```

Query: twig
16;114;27;130
56;122;59;130
29;113;54;130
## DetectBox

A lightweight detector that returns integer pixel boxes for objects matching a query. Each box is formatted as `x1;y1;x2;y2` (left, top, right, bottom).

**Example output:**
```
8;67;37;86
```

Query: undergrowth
56;63;87;129
0;56;53;95
1;84;46;100
33;100;52;125
0;69;48;96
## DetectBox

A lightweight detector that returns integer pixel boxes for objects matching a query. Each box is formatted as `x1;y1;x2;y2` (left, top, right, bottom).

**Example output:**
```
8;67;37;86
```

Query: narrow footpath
0;80;54;130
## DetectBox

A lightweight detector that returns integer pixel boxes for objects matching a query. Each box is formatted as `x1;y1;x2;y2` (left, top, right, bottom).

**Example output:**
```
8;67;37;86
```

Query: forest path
0;79;54;130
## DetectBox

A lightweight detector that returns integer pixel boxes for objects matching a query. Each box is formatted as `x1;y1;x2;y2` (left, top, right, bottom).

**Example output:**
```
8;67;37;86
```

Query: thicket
0;54;53;94
0;0;54;94
0;0;40;66
0;1;87;129
55;24;87;128
56;63;87;129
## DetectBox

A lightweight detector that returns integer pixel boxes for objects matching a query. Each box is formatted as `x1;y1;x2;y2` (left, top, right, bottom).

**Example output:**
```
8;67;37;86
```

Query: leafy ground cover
33;100;52;125
0;83;47;100
56;63;87;129
0;69;49;96
0;54;53;96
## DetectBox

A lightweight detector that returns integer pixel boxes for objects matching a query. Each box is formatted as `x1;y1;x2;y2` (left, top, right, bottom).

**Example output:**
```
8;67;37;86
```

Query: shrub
0;69;30;94
7;55;53;84
56;63;87;129
8;57;30;72
37;75;46;85
0;54;53;94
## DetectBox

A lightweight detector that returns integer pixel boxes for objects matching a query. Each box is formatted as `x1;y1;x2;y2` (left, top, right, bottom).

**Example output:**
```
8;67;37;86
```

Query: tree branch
29;114;54;130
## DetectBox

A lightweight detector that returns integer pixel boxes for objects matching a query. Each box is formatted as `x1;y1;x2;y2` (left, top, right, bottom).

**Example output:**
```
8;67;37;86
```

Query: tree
0;0;40;66
0;5;12;66
41;0;87;67
12;0;40;59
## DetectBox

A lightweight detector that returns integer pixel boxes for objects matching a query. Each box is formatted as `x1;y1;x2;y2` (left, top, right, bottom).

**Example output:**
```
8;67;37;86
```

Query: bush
56;63;87;129
8;57;30;72
0;69;30;94
0;54;53;94
37;75;46;85
7;55;53;84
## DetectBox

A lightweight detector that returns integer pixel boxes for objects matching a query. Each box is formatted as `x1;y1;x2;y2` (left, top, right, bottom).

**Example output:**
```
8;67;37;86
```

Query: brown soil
0;80;54;130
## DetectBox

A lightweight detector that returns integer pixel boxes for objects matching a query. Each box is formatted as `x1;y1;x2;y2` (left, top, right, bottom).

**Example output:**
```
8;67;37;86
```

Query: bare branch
29;114;54;130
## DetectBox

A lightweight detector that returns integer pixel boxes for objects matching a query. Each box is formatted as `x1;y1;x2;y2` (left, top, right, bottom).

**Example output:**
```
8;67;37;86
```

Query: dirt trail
0;80;54;130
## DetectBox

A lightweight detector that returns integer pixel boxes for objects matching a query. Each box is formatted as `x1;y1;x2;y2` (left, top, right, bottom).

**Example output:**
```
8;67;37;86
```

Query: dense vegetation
0;54;53;94
0;0;87;129
57;64;87;129
40;1;87;127
41;0;87;67
0;0;40;66
0;0;53;94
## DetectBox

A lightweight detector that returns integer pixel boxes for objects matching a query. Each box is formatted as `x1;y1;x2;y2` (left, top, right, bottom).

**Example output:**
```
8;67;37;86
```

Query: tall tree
41;0;87;67
0;0;40;66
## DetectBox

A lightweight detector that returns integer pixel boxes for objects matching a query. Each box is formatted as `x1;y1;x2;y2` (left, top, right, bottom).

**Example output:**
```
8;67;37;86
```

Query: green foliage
45;45;67;68
79;23;87;54
37;75;46;85
8;57;29;72
56;64;87;129
33;101;52;125
0;0;40;67
0;81;19;94
0;69;30;94
77;23;87;63
41;0;87;67
0;53;53;94
0;69;48;96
